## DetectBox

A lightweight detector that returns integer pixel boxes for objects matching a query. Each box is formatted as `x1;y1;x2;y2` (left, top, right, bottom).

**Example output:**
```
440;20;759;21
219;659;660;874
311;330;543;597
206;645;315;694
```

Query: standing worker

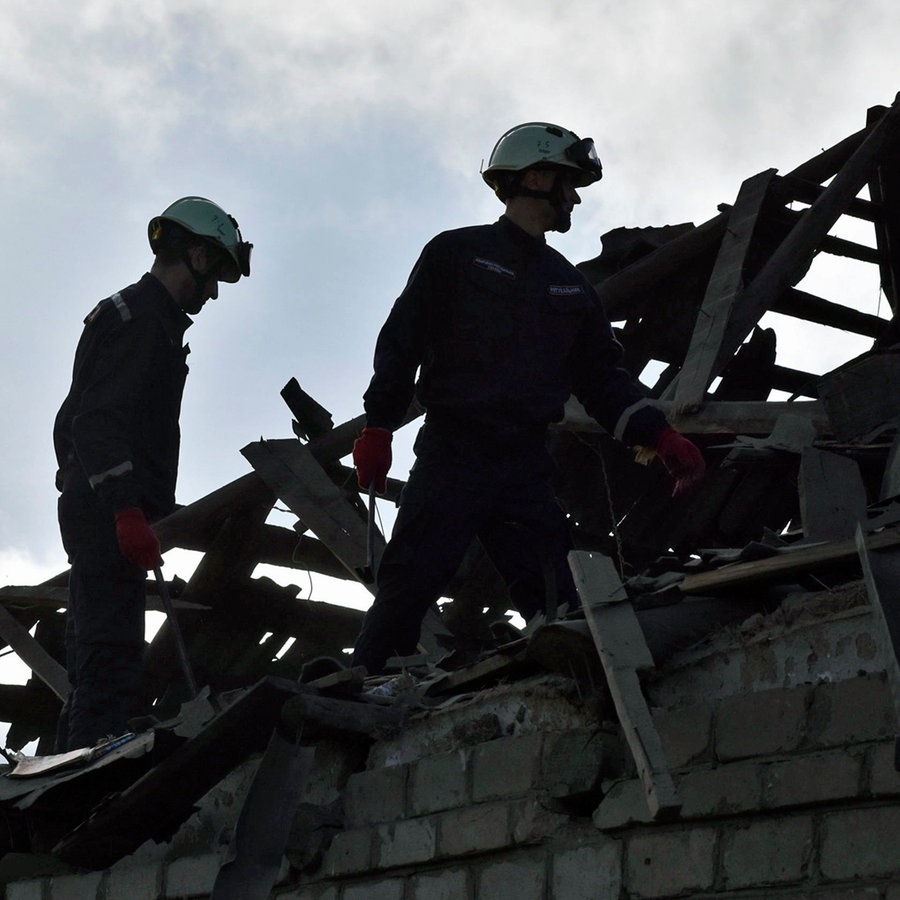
351;122;705;675
53;197;252;751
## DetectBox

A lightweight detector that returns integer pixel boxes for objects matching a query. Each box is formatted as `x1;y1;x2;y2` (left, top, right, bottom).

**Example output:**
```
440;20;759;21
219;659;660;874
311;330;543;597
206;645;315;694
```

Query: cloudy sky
1;0;898;615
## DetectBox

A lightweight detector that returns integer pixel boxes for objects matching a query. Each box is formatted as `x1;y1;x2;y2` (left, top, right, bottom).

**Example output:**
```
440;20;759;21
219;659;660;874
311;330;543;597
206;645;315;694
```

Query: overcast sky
1;0;898;612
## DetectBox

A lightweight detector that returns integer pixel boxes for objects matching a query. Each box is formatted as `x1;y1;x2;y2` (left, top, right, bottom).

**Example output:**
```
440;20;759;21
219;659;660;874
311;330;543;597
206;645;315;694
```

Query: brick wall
5;672;899;898
274;672;900;900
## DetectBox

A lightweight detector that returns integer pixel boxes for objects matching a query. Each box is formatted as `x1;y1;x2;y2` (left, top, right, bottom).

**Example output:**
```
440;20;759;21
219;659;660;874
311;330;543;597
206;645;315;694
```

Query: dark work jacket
363;216;667;446
54;273;192;520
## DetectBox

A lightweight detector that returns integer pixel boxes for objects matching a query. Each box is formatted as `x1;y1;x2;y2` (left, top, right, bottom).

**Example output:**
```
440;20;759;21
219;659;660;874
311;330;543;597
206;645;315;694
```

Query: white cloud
2;0;900;604
0;546;63;589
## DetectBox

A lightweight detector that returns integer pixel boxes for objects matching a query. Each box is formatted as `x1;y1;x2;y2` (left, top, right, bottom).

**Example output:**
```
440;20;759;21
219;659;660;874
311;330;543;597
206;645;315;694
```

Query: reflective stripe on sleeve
88;460;133;488
613;399;655;443
110;292;132;322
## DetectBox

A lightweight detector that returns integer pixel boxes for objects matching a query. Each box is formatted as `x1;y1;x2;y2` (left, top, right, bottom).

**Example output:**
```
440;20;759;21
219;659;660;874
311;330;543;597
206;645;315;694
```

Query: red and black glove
654;426;706;497
353;427;392;494
114;507;163;570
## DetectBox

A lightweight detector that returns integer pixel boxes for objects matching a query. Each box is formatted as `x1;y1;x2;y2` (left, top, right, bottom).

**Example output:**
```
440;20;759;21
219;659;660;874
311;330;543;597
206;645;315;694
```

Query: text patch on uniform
473;257;517;279
548;284;585;296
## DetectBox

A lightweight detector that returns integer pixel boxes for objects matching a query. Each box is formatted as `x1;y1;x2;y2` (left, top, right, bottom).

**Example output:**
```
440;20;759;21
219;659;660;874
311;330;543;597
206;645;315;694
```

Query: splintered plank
671;168;777;411
242;438;384;591
771;288;889;339
568;551;680;819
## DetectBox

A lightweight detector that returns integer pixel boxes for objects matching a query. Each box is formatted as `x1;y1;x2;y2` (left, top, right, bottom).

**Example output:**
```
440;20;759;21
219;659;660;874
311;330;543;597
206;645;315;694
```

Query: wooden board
671;169;777;411
680;526;900;594
242;438;384;590
714;101;900;384
0;605;69;701
568;551;680;819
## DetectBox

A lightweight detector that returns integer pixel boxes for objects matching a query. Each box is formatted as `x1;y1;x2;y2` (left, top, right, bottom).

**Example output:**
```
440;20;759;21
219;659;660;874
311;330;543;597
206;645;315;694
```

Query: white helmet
149;196;252;282
482;122;603;196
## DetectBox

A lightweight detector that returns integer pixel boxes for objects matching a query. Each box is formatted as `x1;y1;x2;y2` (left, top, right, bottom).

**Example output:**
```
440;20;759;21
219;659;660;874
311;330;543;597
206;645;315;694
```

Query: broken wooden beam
153;473;273;554
152;409;395;555
144;494;275;705
774;173;882;222
0;584;71;612
712;97;900;385
590;211;728;320
786;118;874;184
0;605;69;702
771;288;890;340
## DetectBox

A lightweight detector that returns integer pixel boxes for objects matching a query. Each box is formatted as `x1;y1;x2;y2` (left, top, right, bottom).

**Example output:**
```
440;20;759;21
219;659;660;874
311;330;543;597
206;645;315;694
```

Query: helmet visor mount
225;214;253;282
234;240;252;279
565;137;603;183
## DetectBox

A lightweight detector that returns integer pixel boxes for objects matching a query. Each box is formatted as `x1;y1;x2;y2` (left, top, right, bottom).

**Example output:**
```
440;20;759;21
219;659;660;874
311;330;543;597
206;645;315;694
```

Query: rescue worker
351;122;705;675
53;197;252;751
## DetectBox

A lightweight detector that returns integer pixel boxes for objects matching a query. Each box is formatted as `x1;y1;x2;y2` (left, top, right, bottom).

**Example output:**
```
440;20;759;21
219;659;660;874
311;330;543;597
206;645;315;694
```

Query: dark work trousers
55;489;146;752
352;420;578;674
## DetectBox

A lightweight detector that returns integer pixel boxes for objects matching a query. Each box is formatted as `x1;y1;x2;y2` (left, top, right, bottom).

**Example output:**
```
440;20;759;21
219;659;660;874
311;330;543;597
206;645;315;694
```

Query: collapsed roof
0;94;899;873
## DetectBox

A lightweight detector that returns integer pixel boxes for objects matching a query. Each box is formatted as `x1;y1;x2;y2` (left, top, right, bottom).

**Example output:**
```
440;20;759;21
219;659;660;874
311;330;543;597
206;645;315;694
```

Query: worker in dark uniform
351;122;705;675
53;197;252;751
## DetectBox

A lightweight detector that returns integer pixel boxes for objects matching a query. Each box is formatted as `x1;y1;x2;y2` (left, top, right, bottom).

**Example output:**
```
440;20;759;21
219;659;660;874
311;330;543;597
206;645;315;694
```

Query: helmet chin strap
181;250;209;311
508;173;571;233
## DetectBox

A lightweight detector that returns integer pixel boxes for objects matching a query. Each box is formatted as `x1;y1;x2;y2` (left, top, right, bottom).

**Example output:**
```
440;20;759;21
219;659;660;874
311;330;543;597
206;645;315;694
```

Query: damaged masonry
1;96;900;899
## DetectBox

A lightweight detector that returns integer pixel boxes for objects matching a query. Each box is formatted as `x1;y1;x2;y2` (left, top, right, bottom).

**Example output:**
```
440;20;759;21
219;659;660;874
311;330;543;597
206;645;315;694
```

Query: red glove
353;427;393;493
114;507;163;570
654;426;706;497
